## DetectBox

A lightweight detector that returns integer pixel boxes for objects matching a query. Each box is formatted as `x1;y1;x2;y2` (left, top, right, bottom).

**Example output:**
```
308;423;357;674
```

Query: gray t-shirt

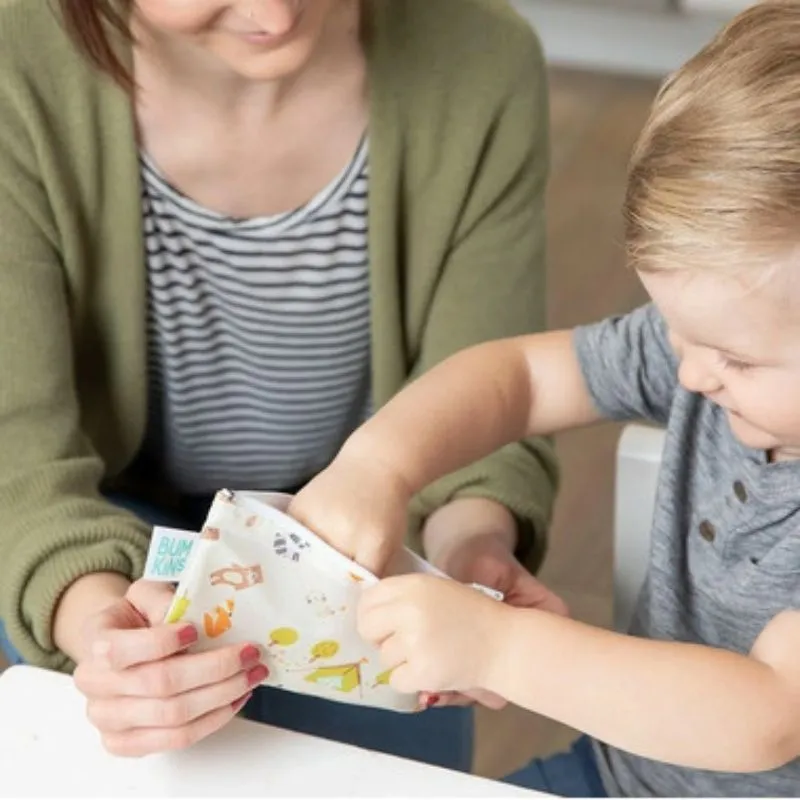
574;303;800;797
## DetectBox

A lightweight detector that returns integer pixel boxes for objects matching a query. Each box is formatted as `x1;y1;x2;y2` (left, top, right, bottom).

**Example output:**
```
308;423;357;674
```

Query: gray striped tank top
140;138;371;494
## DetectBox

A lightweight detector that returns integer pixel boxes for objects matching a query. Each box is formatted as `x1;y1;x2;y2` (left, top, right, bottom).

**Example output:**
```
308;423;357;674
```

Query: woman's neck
130;1;368;220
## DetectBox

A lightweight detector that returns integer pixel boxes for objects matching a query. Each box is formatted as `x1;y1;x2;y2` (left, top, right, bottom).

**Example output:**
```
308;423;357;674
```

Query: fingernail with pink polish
232;692;252;713
426;694;441;708
239;644;261;668
177;625;198;647
247;664;269;686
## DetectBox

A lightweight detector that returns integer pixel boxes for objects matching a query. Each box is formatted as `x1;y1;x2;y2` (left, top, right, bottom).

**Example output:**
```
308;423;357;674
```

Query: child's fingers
361;573;434;607
357;596;400;645
376;632;408;673
358;576;405;609
388;661;419;695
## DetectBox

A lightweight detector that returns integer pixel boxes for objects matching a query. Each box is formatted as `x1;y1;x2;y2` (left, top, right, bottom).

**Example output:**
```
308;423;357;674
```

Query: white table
0;666;548;797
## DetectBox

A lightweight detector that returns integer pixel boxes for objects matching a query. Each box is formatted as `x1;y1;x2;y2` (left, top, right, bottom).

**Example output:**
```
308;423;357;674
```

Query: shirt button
733;481;748;503
699;520;716;542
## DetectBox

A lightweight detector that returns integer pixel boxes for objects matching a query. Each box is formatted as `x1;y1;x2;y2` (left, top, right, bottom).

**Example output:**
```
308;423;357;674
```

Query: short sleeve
573;303;679;426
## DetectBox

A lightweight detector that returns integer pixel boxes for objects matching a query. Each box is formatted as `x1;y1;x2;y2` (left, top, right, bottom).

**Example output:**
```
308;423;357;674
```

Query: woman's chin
213;35;317;82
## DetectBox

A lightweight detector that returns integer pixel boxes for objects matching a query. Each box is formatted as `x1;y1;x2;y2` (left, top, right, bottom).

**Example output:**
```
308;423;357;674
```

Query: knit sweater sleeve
0;14;150;672
404;11;558;572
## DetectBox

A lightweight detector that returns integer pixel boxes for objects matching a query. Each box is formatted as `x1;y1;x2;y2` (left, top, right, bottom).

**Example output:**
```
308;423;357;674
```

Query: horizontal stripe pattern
141;138;371;493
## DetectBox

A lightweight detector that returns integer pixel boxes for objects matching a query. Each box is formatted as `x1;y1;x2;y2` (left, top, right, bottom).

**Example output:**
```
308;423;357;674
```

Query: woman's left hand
437;530;570;617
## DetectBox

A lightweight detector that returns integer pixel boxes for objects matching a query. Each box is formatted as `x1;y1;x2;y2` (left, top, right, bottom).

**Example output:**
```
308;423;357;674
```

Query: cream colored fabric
162;491;445;712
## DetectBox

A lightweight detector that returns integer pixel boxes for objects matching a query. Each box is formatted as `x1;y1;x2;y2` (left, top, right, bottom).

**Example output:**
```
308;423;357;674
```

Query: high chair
613;423;666;632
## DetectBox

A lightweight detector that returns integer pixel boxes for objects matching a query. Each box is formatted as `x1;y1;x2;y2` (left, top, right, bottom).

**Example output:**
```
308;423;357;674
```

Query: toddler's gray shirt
575;303;800;797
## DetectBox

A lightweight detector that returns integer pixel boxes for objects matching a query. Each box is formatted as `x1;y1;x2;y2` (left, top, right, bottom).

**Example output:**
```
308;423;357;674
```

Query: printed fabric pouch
156;490;454;713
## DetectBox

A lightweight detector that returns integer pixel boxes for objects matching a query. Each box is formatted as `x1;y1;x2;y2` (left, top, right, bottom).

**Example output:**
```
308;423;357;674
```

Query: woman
0;0;559;772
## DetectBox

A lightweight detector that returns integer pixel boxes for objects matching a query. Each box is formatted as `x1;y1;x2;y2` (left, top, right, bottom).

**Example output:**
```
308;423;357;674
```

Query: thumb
85;583;190;671
126;580;177;625
511;572;571;617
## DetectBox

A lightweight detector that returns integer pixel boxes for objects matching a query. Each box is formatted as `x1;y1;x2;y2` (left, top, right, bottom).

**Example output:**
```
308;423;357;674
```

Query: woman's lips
234;6;305;46
240;30;285;44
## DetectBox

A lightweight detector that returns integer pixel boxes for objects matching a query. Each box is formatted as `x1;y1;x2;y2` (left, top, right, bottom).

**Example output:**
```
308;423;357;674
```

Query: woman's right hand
73;579;267;757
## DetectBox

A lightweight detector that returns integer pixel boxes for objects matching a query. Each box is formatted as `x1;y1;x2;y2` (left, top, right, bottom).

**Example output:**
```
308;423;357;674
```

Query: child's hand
288;449;412;577
357;574;510;695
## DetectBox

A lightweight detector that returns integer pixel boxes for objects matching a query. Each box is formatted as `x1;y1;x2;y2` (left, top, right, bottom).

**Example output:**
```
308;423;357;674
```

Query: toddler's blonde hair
625;1;800;274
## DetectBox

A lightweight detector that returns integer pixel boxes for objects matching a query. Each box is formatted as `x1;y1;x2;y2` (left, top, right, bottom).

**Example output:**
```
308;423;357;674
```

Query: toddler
292;3;800;795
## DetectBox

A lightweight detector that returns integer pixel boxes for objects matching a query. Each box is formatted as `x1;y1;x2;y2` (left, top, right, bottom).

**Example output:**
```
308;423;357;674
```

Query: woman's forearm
422;497;517;567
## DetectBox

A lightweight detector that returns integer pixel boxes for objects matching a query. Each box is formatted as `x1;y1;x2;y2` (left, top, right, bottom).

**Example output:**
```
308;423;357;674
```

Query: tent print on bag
303;659;367;695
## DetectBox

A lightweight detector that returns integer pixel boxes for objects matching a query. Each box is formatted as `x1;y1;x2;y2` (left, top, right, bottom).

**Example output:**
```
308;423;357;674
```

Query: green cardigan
0;0;558;670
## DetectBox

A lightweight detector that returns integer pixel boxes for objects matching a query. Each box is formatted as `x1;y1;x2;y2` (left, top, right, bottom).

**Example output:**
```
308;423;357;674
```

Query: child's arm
491;602;800;773
340;329;601;498
289;330;601;572
358;576;800;774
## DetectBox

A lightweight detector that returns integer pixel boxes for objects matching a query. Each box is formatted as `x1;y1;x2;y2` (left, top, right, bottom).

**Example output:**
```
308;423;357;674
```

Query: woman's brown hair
57;0;133;89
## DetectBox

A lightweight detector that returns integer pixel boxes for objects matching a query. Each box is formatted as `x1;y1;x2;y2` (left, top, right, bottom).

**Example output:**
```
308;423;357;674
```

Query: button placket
723;481;786;565
690;473;752;561
713;472;763;557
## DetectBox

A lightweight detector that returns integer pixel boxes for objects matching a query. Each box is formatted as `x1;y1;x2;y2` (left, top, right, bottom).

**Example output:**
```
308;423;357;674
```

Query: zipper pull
470;583;505;602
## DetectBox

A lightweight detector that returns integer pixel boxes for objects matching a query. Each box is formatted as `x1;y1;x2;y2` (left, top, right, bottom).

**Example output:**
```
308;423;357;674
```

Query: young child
290;2;800;796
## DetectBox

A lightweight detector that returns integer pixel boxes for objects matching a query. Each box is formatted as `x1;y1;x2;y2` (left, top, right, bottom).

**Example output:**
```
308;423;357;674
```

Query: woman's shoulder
0;0;128;167
370;0;545;90
0;0;100;90
405;0;541;52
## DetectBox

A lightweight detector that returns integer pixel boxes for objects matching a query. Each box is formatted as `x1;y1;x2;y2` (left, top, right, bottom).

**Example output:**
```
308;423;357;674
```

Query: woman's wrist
422;497;517;569
53;572;131;663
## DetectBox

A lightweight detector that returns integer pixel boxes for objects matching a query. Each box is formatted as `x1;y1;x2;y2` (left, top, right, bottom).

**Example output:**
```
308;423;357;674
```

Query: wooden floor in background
472;67;656;779
0;67;659;779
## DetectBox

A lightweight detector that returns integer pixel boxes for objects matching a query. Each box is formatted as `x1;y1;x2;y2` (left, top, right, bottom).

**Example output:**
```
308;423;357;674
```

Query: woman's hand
436;531;569;618
423;498;569;618
73;579;267;757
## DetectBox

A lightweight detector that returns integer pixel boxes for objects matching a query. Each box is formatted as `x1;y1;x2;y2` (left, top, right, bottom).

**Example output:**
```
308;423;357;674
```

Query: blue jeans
0;492;474;773
504;736;608;797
